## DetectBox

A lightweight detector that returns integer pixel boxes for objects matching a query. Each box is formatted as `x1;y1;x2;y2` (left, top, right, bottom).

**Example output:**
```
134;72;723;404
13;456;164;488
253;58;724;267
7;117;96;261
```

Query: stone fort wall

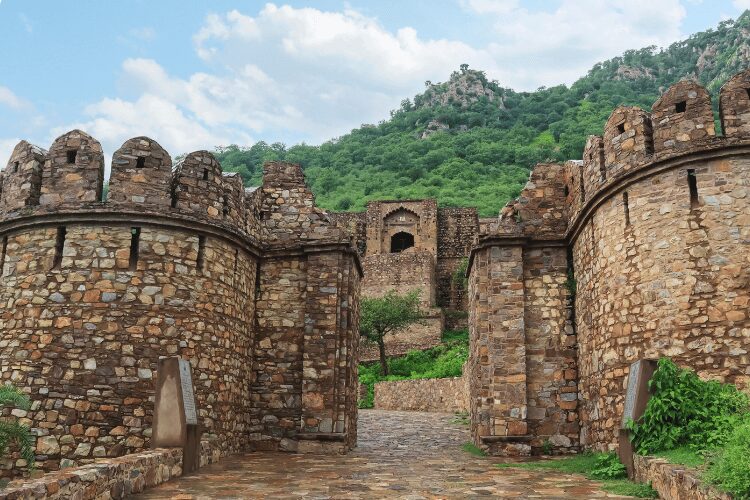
468;70;750;455
0;132;361;475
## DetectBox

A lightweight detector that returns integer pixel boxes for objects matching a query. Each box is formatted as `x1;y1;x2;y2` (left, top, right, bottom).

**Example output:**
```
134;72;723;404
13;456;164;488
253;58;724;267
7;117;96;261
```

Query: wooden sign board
152;357;202;472
618;358;657;478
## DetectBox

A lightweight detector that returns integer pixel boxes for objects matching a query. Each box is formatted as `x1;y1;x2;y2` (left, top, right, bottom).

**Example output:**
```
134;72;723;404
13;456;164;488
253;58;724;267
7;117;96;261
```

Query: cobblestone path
137;410;624;499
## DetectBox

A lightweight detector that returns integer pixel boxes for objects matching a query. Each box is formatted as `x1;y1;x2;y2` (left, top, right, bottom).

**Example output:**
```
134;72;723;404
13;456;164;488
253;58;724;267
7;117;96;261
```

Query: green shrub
589;452;627;480
357;330;468;409
0;385;35;469
705;417;750;498
628;358;749;454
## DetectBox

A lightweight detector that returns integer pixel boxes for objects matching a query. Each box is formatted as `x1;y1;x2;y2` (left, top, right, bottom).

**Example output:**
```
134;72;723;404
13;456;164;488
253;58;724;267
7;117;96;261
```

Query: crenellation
469;68;750;457
652;80;715;156
40;130;104;208
221;172;246;227
172;151;224;220
719;68;750;137
0;135;362;476
1;141;45;213
604;106;654;178
108;137;173;209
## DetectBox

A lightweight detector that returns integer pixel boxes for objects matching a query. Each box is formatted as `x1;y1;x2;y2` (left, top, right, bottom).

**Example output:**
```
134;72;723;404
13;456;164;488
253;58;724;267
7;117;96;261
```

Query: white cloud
463;0;687;88
0;86;28;109
733;0;750;9
56;2;692;166
0;138;21;166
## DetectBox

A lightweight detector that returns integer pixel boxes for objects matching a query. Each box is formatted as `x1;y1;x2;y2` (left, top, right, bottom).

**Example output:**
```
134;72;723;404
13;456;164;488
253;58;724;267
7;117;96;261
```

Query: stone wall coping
0;447;185;499
633;454;731;500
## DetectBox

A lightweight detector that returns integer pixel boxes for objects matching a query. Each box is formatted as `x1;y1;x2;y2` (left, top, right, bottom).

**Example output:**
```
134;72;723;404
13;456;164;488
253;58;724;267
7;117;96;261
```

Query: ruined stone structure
332;201;478;360
0;133;361;475
468;71;750;456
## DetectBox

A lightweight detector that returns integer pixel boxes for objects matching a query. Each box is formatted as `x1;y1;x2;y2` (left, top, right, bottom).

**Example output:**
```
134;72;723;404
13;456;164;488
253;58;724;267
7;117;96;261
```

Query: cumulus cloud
59;2;691;165
462;0;687;88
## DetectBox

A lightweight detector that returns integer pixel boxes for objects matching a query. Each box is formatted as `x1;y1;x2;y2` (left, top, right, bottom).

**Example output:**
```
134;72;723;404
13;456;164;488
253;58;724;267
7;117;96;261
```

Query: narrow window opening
66;150;77;164
598;143;606;181
0;236;7;277
52;226;66;269
564;185;569;197
233;248;239;277
13;162;19;173
129;227;141;271
675;101;687;113
687;169;699;208
202;168;209;181
617;123;625;135
623;192;631;227
135;157;146;169
197;235;206;270
745;88;750;100
579;174;585;202
222;195;229;218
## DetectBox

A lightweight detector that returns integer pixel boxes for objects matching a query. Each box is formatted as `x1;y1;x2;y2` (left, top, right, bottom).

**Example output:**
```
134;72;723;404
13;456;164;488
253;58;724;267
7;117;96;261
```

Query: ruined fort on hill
0;68;749;490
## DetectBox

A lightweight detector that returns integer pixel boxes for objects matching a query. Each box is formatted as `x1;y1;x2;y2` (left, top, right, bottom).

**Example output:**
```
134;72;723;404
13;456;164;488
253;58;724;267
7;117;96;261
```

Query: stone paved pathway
137;410;627;499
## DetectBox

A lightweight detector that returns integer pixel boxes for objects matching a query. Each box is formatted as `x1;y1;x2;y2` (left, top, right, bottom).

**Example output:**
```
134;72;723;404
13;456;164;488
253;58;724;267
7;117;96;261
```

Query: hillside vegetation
216;13;750;217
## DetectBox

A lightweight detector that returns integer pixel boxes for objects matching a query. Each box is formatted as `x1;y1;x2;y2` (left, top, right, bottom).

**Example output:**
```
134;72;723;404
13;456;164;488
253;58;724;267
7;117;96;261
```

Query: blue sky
0;0;748;171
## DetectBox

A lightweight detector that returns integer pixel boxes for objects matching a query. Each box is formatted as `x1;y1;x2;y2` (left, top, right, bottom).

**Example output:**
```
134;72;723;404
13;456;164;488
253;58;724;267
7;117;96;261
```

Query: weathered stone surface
0;145;361;478
469;70;750;457
374;375;468;413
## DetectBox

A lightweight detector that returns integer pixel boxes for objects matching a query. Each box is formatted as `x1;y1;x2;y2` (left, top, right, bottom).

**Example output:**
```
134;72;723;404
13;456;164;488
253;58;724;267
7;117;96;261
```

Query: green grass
358;329;468;409
654;446;705;468
450;411;470;427
462;442;487;457
497;453;658;498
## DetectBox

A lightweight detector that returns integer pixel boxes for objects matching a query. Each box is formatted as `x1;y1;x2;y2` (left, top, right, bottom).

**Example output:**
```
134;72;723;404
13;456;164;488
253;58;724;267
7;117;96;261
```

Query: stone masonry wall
0;135;361;476
374;376;468;413
573;155;750;450
0;226;256;473
470;70;750;456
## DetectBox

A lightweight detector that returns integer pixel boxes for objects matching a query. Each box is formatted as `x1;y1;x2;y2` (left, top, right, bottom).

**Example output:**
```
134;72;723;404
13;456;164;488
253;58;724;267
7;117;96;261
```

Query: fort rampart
0;133;361;475
468;70;750;455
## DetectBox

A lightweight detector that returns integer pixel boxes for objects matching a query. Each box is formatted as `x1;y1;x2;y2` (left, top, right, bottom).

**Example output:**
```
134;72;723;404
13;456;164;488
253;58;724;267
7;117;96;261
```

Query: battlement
487;68;750;242
0;134;353;252
0;133;361;474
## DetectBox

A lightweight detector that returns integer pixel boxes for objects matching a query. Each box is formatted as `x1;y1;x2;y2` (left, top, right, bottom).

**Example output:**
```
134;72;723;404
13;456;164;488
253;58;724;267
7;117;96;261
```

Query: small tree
0;385;35;469
360;290;424;376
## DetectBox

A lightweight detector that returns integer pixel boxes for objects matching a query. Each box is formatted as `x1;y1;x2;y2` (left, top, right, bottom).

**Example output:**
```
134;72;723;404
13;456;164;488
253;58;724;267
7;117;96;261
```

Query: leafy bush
628;358;749;454
0;385;35;469
357;329;468;408
589;452;627;480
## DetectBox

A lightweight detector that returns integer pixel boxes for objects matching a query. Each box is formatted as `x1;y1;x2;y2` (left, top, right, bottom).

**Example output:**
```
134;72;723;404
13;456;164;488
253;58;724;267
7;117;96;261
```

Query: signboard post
618;359;657;478
152;357;202;473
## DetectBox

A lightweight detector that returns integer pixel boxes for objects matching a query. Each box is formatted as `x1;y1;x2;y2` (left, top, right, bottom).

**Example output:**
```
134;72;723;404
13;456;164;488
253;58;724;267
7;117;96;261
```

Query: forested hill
215;13;750;217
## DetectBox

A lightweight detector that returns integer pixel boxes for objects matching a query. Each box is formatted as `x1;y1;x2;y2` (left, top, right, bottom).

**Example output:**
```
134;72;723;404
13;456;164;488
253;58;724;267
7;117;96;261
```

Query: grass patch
462;442;486;457
450;411;470;427
654;446;705;468
497;453;657;498
358;329;468;408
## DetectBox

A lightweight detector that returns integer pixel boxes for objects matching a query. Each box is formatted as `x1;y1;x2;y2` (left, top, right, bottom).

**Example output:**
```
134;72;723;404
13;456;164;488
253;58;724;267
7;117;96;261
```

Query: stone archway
390;231;415;253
